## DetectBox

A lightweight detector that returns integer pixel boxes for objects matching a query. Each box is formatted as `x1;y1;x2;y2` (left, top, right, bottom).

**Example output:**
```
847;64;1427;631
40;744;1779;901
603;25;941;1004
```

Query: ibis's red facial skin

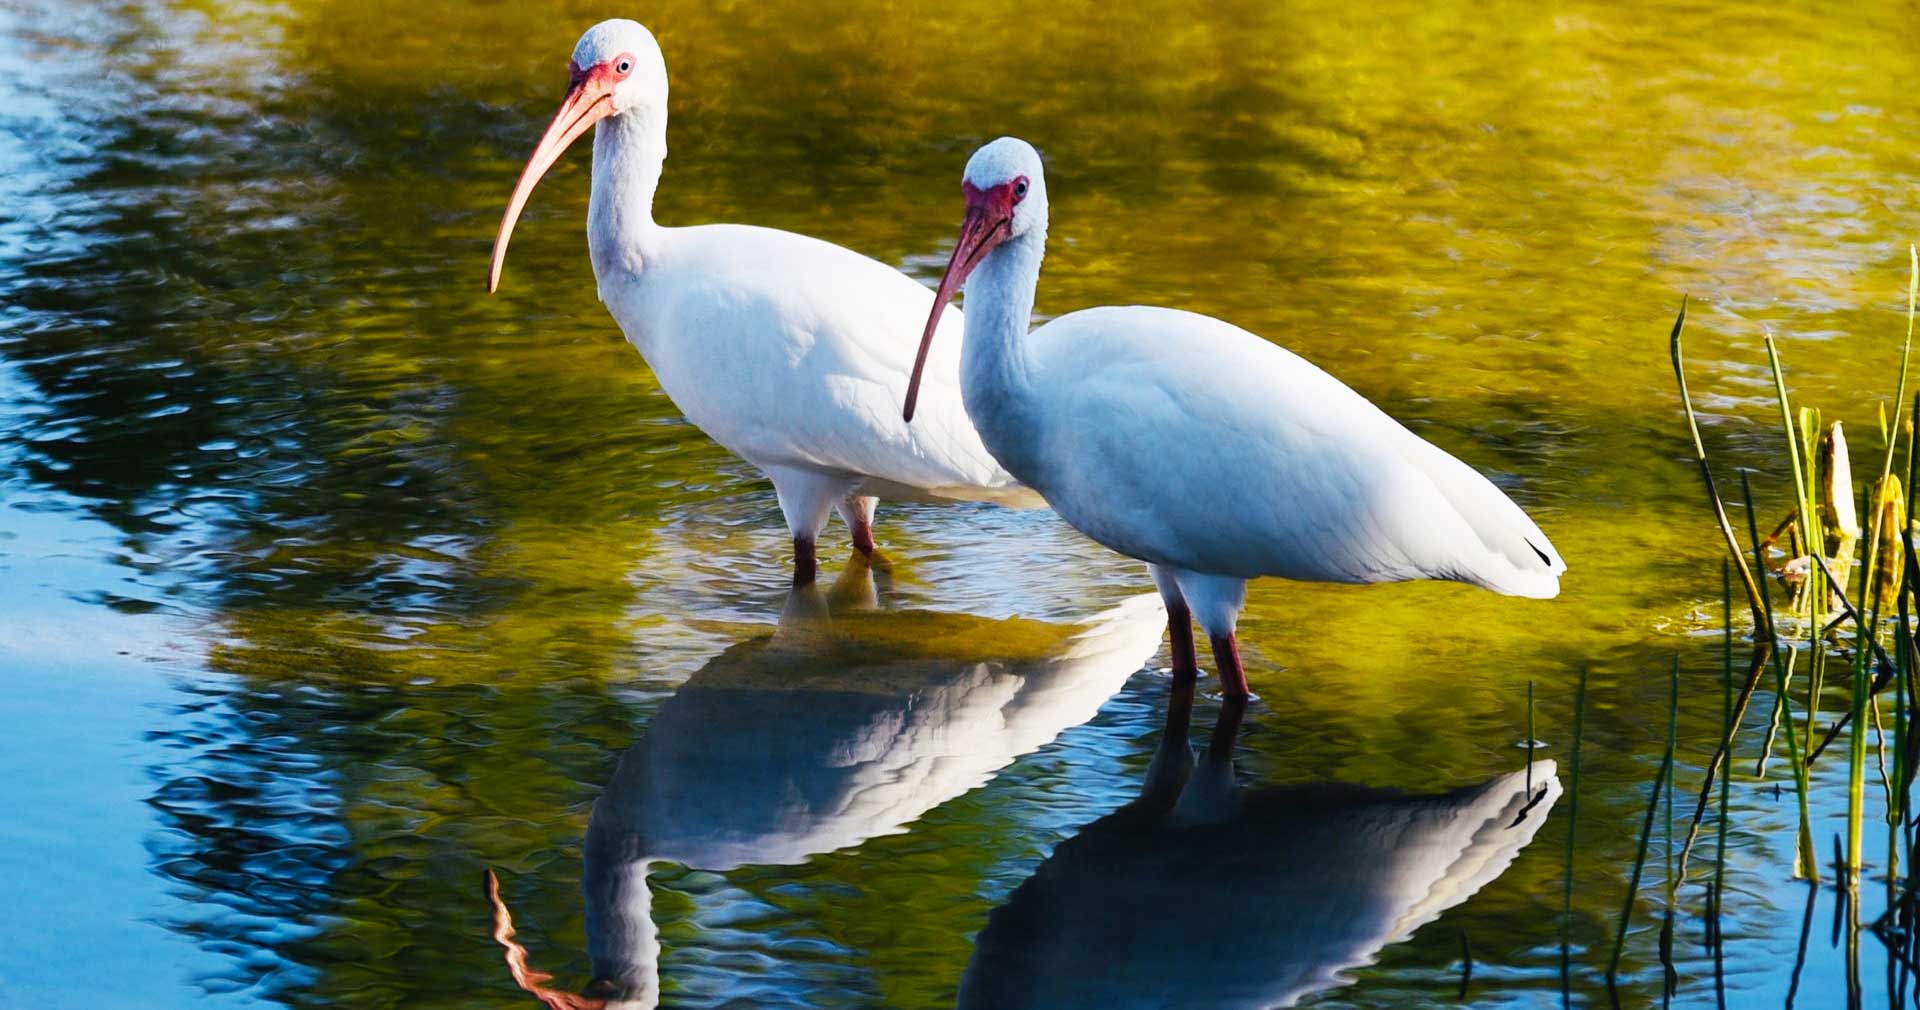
960;179;1022;231
487;56;637;293
902;178;1026;422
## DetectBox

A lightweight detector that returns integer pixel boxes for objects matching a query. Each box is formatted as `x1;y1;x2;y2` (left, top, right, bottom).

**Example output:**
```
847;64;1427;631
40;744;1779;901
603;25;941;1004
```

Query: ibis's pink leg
838;494;878;558
769;466;857;587
1208;632;1251;700
792;536;818;586
1167;603;1199;684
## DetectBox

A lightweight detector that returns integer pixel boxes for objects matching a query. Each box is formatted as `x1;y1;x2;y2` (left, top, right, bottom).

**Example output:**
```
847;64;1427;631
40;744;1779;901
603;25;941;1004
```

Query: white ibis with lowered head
904;137;1566;697
488;20;1035;584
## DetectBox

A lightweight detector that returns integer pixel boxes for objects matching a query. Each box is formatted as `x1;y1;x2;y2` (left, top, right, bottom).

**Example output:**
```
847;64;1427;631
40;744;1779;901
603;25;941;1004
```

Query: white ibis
488;20;1035;584
906;137;1566;698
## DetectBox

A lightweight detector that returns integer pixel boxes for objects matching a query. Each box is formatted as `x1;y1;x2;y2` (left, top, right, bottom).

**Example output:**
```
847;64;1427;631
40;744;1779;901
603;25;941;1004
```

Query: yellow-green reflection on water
5;0;1920;1006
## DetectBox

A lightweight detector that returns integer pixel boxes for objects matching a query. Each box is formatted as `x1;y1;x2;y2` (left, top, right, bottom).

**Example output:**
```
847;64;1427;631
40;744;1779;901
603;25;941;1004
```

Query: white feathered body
968;303;1564;598
596;218;1033;505
939;137;1564;615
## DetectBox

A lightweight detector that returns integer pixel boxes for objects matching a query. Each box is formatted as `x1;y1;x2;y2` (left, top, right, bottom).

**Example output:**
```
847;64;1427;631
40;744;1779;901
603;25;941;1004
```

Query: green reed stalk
1766;334;1815;561
1609;658;1680;985
1713;564;1733;951
1800;407;1822;530
1757;648;1795;780
1895;397;1920;1006
1862;253;1918;891
1872;696;1894;813
1562;668;1588;1007
1845;834;1864;1008
1862;245;1918;603
1665;678;1678;913
1904;394;1920;816
1897;395;1919;888
1804;599;1827;757
1894;563;1908;894
1670;299;1770;633
1771;356;1831;793
1796;413;1833;828
1676;601;1773;880
1849;569;1871;874
1868;492;1897;802
1802;617;1825;758
1745;471;1819;879
1528;680;1536;793
1849;481;1880;878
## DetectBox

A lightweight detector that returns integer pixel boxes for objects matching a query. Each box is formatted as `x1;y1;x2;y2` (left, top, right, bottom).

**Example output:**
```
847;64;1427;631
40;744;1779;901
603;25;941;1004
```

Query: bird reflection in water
487;563;1167;1008
958;677;1562;1010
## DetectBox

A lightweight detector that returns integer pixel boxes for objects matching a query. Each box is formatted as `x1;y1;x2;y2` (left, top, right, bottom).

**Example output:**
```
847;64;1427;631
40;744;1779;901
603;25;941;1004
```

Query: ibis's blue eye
1013;178;1029;201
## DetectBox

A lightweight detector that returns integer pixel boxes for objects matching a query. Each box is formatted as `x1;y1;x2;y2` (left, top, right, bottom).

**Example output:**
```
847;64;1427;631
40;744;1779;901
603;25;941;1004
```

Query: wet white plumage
489;21;1034;580
602;221;1026;507
1012;304;1562;596
914;137;1564;668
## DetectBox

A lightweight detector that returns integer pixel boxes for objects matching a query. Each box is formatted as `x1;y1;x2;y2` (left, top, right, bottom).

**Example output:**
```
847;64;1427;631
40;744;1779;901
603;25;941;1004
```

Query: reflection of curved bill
959;711;1562;1010
492;580;1166;1009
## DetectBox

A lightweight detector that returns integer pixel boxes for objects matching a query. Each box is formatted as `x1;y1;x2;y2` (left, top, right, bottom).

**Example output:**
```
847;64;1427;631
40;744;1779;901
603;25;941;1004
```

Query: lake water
5;0;1920;1007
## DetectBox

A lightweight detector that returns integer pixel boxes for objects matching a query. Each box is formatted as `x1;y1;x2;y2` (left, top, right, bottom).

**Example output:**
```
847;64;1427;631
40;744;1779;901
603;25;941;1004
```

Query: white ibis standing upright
488;20;1035;584
905;137;1566;698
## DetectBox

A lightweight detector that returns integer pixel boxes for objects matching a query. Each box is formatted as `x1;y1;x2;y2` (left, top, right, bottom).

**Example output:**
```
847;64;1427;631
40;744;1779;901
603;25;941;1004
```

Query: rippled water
6;0;1920;1006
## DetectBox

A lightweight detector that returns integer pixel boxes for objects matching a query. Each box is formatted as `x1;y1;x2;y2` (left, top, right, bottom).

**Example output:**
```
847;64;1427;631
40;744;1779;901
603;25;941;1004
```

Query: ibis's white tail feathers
1402;435;1565;599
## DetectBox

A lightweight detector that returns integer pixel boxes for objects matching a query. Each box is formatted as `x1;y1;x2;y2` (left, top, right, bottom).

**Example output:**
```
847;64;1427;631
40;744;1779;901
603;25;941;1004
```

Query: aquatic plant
1665;246;1920;997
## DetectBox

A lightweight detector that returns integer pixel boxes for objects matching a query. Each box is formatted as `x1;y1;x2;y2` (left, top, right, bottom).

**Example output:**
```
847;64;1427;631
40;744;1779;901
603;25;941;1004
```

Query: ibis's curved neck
959;226;1046;472
587;105;667;283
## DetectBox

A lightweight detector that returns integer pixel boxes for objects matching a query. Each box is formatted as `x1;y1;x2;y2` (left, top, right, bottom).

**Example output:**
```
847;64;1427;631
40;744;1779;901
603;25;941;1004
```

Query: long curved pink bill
487;76;615;293
903;208;1006;422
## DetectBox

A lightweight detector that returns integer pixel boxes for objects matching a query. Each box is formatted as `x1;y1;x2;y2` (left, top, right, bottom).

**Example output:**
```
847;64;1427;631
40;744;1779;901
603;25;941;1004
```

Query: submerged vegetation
1656;247;1920;1001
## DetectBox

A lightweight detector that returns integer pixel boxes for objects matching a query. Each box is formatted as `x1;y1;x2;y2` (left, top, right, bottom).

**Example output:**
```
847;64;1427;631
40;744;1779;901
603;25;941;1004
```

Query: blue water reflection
486;582;1556;1010
962;683;1559;1009
493;579;1162;1006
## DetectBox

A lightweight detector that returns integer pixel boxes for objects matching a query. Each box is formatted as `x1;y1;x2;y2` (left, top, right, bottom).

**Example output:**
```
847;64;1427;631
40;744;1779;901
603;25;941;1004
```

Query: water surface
4;0;1919;1006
